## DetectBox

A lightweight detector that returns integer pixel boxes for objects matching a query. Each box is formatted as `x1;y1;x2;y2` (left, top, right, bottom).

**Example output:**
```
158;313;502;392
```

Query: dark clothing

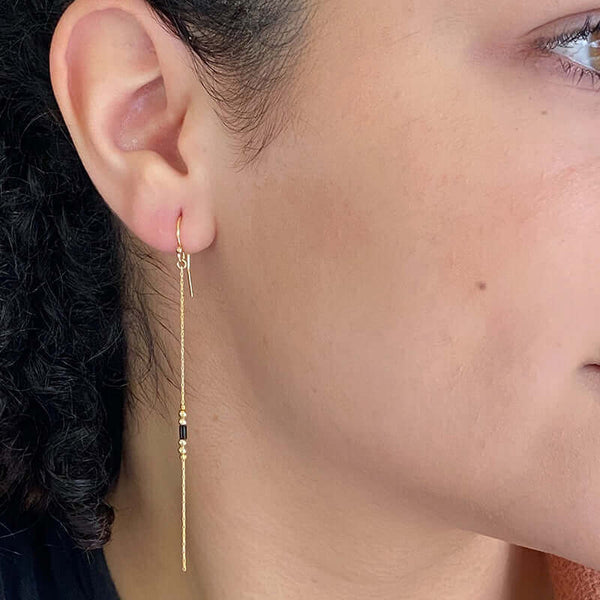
0;516;120;600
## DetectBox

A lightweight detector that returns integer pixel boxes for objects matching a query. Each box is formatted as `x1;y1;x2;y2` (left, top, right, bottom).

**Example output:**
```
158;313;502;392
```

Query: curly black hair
0;0;312;551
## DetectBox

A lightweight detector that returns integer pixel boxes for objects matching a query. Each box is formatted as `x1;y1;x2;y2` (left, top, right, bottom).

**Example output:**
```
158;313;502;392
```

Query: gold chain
179;261;186;572
176;214;193;573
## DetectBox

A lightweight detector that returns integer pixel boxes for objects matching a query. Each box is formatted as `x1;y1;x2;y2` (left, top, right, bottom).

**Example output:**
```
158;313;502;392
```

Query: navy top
0;516;120;600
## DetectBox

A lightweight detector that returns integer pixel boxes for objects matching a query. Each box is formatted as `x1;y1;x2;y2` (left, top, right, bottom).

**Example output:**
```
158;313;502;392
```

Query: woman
1;0;600;597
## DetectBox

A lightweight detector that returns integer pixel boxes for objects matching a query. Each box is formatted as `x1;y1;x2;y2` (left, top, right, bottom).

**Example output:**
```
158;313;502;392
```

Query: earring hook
176;214;194;298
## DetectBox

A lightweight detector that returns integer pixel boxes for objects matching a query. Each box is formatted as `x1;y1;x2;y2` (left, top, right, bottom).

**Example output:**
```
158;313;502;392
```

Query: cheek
217;50;522;484
215;3;600;568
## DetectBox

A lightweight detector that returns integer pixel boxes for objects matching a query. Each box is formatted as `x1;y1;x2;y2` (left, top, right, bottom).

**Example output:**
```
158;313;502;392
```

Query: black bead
179;424;188;440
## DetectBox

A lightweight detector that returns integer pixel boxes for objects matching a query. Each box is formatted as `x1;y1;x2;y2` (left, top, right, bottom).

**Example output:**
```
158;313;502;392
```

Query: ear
49;0;217;255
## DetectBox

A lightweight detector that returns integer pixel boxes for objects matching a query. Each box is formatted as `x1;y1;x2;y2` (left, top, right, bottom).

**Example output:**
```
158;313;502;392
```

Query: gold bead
179;418;187;425
179;410;187;419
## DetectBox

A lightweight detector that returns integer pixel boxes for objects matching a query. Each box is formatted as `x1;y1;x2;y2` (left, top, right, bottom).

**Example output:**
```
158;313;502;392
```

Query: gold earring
176;213;194;572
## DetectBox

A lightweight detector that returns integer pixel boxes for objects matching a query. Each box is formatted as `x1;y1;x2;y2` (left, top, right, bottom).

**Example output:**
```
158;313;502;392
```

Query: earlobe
49;0;216;255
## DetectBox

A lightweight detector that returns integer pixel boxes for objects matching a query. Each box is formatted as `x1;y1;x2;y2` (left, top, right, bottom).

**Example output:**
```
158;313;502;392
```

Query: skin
47;0;600;597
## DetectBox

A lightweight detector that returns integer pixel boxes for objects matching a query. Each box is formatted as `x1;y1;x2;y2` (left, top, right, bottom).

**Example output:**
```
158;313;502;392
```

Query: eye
533;15;600;90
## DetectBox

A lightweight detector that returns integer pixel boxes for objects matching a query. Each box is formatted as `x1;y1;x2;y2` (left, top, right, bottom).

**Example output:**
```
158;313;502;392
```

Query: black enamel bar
179;424;188;440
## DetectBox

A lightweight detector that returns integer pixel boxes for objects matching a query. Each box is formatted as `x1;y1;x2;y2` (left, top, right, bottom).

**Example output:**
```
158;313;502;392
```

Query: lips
579;363;600;395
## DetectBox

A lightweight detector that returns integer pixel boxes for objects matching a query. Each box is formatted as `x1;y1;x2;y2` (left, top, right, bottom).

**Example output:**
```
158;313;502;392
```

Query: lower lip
580;363;600;394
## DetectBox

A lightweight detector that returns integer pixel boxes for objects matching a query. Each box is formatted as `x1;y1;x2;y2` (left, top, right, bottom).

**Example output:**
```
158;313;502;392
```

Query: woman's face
50;0;600;573
214;0;600;566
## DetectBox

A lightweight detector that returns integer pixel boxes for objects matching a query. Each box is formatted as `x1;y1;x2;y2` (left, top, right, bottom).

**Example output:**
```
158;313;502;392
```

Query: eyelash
534;14;600;89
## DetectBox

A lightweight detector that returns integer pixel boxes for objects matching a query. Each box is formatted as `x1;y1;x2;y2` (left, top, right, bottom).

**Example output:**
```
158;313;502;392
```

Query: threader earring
176;213;194;572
